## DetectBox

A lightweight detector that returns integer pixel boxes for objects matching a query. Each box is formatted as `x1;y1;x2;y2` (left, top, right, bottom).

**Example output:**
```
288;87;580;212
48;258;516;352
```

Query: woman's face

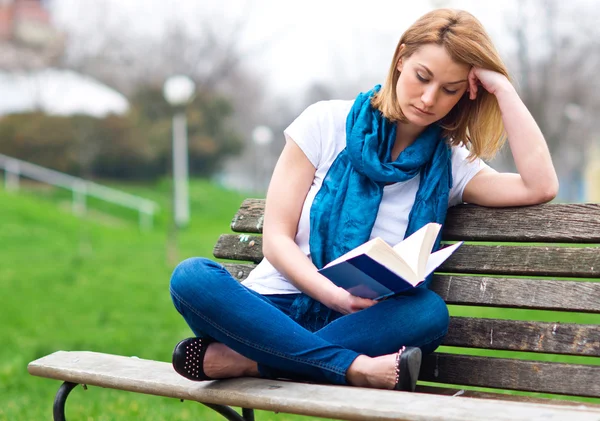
395;43;470;127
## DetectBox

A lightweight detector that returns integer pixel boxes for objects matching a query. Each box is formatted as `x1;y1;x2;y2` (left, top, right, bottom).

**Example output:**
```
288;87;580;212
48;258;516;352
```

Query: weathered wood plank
29;351;600;421
444;203;600;243
230;199;265;233
214;234;263;263
439;245;600;277
444;318;600;356
229;200;600;243
221;264;600;313
215;235;600;277
223;263;255;280
432;275;600;313
417;386;600;407
420;353;600;398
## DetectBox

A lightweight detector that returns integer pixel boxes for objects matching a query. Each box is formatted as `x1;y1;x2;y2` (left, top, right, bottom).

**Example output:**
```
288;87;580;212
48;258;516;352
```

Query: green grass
1;179;599;420
0;180;307;421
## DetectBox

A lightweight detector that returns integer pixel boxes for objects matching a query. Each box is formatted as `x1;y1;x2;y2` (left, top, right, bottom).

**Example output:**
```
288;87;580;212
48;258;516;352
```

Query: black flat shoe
393;346;422;392
172;337;215;381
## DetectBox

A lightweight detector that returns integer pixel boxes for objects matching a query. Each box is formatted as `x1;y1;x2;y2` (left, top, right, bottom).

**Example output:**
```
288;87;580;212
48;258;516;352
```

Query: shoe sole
405;348;422;392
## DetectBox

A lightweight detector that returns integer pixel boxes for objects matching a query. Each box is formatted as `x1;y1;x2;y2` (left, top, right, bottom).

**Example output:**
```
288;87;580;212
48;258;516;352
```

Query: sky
5;0;596;115
49;0;519;97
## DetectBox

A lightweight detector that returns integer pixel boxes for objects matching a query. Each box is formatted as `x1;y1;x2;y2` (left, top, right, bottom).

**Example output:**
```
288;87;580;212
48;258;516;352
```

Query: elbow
262;233;282;263
534;178;559;204
262;237;274;262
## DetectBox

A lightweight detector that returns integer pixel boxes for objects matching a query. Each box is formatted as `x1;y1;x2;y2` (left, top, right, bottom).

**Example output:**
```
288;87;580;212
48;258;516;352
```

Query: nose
421;86;437;108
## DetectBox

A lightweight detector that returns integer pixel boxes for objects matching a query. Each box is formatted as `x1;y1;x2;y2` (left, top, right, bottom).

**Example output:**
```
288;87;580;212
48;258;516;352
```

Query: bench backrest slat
222;263;600;313
224;263;600;313
444;203;600;243
421;353;600;398
215;235;600;278
231;200;600;243
446;317;600;356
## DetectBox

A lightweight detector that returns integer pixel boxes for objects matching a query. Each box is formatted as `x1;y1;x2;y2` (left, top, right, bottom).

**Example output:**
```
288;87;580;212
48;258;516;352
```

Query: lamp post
163;75;195;228
251;125;274;192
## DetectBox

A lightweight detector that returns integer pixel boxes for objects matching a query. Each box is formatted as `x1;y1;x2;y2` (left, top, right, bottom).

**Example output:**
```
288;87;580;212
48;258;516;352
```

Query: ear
396;44;406;72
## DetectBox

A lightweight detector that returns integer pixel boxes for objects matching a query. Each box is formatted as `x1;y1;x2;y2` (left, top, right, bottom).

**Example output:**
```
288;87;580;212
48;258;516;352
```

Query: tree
501;0;600;201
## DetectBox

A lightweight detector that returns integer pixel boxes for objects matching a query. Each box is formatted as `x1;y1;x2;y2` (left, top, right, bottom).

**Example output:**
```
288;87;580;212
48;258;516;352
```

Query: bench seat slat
445;317;600;356
215;235;600;277
222;263;600;313
28;351;600;421
230;200;600;243
421;353;600;398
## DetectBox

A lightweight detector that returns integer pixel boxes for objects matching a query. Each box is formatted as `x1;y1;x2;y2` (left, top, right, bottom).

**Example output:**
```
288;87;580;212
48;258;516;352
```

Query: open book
318;223;463;300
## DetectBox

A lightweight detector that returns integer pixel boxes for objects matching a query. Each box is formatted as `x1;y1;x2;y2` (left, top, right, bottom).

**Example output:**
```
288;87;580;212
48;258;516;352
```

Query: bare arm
463;68;559;207
262;139;376;314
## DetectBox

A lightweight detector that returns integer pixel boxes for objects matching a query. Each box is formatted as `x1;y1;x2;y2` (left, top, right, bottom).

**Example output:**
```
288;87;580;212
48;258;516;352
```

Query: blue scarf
289;86;453;330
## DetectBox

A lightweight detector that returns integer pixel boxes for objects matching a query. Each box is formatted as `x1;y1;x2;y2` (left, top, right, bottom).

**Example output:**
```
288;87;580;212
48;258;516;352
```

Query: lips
413;106;434;116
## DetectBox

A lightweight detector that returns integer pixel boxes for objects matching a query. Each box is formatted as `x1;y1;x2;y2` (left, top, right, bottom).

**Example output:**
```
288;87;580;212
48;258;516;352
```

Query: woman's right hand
325;287;378;315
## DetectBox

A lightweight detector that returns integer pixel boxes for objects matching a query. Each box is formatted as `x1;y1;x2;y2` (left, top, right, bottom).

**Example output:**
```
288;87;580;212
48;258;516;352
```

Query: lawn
1;179;598;420
0;180;309;421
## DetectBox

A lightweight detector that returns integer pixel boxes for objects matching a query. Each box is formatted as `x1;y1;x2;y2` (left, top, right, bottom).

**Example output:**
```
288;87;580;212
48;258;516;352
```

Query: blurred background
0;0;598;420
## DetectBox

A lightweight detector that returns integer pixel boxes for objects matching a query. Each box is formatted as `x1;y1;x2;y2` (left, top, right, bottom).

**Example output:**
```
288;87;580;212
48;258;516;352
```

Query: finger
468;69;478;100
357;298;378;309
349;297;376;311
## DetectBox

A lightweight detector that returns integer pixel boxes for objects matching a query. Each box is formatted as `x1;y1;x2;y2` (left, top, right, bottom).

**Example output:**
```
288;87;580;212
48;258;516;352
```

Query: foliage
0;88;244;180
131;87;244;177
0;112;80;173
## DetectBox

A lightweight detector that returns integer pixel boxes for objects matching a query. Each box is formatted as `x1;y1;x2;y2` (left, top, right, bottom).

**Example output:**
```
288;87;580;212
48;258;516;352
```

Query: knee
169;257;221;300
410;288;450;337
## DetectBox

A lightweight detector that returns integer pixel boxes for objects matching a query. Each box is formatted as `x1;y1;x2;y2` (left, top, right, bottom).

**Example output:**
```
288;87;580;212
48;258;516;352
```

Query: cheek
440;96;462;113
396;75;419;100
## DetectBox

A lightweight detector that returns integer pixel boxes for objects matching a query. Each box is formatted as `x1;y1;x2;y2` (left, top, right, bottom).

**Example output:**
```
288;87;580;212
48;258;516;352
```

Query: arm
262;139;376;314
462;68;559;207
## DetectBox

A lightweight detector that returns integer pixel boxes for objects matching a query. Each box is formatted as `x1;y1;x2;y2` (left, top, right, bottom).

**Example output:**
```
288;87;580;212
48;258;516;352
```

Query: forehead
406;44;470;80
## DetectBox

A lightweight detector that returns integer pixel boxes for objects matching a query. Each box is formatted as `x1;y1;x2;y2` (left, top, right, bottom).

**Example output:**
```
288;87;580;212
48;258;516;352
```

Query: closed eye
416;73;429;83
416;72;459;95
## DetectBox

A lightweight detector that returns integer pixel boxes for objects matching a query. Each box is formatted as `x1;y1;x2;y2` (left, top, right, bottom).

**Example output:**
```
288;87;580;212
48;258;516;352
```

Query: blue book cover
318;254;419;300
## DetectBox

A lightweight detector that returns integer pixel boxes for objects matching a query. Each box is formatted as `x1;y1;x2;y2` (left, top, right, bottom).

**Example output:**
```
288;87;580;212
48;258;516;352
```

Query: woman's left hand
467;67;513;100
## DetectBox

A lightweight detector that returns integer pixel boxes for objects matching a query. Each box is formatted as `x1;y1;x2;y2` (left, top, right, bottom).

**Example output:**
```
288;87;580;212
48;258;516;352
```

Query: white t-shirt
241;100;488;295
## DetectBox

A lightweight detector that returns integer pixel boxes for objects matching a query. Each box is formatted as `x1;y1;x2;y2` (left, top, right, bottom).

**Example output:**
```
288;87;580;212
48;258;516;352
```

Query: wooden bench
29;201;600;421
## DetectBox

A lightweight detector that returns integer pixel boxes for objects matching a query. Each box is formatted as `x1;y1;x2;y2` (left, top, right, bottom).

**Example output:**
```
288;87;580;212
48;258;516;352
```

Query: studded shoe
172;337;215;381
393;346;422;392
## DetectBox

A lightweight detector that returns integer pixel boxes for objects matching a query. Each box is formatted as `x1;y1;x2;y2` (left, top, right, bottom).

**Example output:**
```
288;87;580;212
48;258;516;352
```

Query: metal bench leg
53;382;78;421
51;381;256;421
202;403;255;421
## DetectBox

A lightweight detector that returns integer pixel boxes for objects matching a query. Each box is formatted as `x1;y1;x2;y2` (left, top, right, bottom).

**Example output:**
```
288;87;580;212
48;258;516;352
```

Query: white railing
0;154;159;230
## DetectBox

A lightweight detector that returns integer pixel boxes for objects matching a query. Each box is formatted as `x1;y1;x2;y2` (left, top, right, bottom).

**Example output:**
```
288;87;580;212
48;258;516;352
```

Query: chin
399;104;433;126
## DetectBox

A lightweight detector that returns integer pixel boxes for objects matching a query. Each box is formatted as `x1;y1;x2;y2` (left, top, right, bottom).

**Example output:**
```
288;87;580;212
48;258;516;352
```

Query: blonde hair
371;9;509;160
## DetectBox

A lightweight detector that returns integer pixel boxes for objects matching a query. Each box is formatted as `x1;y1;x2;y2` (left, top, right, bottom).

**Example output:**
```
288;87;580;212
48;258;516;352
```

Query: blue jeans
169;257;449;385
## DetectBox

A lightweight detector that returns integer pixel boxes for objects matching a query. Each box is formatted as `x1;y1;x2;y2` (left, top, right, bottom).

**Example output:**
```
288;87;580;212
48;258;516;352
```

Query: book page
324;237;418;283
392;223;440;278
324;238;385;269
424;241;463;278
417;224;442;277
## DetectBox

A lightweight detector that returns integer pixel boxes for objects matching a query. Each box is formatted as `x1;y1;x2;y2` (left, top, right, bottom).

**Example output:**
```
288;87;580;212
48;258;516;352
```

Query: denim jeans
169;257;449;385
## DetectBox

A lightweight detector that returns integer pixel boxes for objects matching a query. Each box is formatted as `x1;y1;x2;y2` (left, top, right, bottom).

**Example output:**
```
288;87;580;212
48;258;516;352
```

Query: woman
169;9;558;392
